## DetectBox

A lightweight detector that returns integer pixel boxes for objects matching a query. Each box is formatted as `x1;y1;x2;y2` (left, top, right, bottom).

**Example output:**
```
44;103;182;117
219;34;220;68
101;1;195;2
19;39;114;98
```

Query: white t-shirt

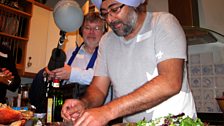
94;12;197;122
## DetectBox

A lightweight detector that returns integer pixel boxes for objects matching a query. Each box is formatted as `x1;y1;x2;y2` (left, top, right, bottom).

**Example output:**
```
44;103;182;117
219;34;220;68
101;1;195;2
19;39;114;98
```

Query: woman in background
0;44;21;104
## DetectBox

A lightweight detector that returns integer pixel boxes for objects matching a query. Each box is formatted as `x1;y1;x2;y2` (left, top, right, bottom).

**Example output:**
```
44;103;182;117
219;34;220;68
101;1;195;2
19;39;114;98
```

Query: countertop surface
197;113;224;125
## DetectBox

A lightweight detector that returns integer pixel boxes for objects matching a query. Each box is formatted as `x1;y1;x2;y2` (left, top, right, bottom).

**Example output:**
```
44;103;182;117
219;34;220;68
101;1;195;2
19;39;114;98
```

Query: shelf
0;32;29;41
16;63;25;70
0;0;33;77
0;4;32;18
23;72;36;78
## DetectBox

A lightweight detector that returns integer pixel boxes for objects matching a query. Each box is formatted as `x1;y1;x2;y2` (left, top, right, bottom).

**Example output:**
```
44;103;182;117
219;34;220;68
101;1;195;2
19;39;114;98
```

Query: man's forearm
102;59;184;120
81;84;106;108
100;76;181;121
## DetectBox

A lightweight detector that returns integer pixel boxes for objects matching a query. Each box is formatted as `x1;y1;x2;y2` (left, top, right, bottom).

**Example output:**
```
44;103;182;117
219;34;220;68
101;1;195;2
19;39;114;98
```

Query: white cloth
65;45;94;85
65;45;112;103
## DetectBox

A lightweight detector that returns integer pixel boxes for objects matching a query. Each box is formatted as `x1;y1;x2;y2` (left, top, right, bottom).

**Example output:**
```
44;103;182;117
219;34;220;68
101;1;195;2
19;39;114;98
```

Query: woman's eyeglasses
100;4;125;20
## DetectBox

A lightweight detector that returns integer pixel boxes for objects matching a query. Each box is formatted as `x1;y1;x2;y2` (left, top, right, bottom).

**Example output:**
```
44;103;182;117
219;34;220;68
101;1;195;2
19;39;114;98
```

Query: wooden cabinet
0;0;33;75
25;4;60;76
168;0;199;26
0;0;60;77
25;5;50;74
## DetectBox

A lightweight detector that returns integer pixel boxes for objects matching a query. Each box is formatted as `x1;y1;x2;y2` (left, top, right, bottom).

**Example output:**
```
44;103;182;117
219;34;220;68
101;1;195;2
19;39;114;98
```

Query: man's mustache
109;20;123;29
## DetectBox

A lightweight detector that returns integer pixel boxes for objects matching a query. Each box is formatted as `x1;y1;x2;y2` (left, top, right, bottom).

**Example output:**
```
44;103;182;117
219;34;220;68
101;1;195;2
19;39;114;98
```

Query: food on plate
0;103;34;125
10;120;26;126
21;110;34;120
0;103;22;125
135;113;205;126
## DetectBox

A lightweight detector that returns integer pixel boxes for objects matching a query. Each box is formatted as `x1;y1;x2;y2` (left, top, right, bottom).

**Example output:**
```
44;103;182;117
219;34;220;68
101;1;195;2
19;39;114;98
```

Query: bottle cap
53;79;59;83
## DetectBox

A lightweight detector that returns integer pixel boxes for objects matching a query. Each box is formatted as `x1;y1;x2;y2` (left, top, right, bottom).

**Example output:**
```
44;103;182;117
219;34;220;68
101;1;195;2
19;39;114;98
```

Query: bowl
216;97;224;113
34;113;46;119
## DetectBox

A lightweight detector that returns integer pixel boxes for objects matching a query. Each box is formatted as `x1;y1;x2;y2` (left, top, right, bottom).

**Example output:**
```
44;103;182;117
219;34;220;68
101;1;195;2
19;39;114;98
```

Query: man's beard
109;11;138;36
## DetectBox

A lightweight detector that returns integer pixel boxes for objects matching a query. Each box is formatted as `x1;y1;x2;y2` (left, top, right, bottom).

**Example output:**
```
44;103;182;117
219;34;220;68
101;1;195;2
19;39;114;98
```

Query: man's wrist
80;98;89;109
100;105;116;123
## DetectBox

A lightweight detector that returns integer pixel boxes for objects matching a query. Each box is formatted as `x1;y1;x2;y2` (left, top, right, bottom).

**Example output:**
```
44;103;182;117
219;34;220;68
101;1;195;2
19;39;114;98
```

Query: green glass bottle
46;78;63;123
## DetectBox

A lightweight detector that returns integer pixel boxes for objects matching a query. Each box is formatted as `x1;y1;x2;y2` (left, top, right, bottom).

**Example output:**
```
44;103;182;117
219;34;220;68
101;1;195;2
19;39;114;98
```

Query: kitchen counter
197;113;224;125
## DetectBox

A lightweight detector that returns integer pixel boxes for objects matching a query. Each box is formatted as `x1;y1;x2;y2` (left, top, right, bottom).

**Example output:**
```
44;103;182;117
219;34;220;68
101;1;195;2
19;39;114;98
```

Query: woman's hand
0;68;14;85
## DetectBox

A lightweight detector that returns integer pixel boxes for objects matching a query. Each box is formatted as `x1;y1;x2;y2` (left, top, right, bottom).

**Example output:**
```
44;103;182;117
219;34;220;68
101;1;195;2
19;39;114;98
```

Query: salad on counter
134;113;206;126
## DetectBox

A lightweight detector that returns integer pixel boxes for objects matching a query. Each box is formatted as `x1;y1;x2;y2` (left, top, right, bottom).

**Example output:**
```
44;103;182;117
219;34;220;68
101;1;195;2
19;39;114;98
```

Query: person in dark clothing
0;45;21;104
29;68;47;113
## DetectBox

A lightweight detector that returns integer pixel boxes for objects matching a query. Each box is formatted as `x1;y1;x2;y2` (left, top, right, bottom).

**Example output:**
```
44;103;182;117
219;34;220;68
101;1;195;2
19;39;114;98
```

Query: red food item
0;107;22;125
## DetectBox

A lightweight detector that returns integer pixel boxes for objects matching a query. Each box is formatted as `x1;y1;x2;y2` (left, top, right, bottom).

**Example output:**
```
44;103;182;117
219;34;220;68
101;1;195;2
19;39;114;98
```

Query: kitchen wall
188;42;224;113
187;0;224;113
45;0;87;9
147;0;224;35
40;0;224;38
147;0;169;12
198;0;224;35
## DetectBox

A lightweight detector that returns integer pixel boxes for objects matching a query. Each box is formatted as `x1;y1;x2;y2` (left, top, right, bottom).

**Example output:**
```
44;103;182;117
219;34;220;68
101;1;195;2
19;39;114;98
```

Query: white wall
198;0;224;35
147;0;169;12
45;11;60;65
45;12;79;66
147;0;224;36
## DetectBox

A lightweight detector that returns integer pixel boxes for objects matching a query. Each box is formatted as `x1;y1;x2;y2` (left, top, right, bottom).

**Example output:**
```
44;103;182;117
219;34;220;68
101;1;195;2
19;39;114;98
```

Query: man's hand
45;67;55;80
73;107;110;126
52;64;71;80
45;64;71;80
61;99;86;122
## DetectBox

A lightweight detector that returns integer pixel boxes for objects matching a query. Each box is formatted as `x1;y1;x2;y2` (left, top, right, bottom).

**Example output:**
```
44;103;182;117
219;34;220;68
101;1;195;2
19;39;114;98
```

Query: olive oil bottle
46;78;63;123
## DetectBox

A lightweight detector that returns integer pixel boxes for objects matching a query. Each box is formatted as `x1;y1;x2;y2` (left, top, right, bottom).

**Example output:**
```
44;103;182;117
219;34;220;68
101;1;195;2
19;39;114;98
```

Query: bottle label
47;98;53;123
52;79;60;88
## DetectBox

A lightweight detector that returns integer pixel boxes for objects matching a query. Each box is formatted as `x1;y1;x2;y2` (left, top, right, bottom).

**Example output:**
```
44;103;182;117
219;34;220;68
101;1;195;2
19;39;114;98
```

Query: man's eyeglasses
100;4;125;20
83;26;103;32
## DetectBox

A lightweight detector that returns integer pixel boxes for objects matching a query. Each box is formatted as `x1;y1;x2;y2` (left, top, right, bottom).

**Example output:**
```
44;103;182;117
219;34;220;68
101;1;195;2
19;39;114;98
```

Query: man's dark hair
136;0;148;13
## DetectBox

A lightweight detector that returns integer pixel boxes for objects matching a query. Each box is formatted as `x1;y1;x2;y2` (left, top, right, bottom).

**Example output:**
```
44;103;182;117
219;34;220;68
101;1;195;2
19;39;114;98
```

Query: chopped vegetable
135;113;204;126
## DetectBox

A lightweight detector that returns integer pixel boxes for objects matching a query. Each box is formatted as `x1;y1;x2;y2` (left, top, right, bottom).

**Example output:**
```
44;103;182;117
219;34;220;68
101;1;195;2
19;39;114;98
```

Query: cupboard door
168;0;199;26
44;11;60;67
25;5;50;73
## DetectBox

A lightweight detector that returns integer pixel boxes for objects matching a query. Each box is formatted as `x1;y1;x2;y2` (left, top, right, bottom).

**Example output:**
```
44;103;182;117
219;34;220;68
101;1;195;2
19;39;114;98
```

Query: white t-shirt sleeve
94;34;109;77
154;13;187;63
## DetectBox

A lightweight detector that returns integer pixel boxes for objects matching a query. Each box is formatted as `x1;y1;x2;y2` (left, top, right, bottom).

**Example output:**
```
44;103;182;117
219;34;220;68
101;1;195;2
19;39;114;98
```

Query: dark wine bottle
46;78;63;123
21;84;29;107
